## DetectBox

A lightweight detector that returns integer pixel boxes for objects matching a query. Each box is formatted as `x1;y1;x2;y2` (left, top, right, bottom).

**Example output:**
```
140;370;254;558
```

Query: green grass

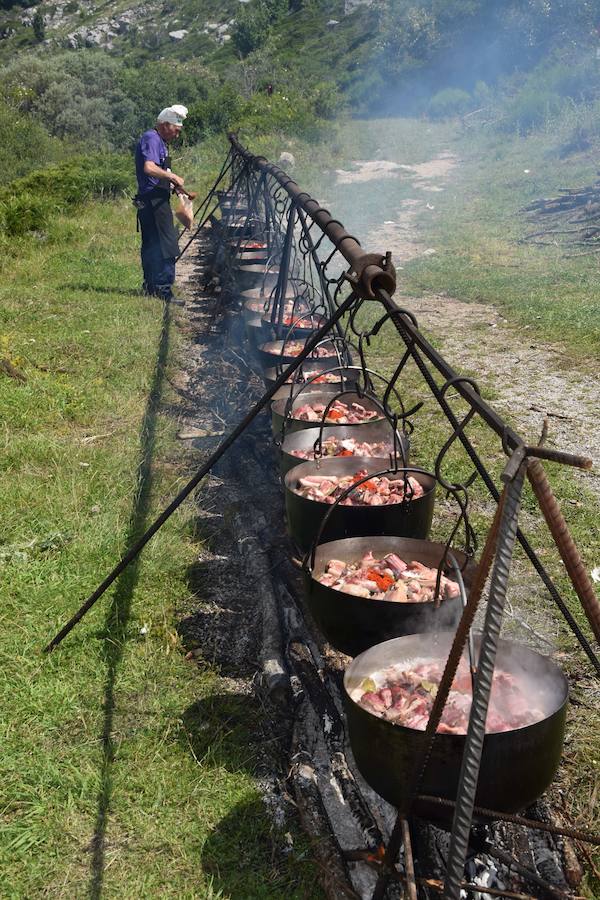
0;197;322;897
323;115;600;359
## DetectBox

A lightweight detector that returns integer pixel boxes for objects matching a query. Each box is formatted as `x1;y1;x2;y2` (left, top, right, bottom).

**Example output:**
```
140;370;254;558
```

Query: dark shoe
154;283;176;301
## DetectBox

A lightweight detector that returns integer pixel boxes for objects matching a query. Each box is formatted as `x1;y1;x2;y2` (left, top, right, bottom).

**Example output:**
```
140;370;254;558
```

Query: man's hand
143;160;184;188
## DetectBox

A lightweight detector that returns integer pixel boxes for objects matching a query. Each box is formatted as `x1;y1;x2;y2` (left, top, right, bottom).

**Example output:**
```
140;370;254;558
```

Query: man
134;105;188;301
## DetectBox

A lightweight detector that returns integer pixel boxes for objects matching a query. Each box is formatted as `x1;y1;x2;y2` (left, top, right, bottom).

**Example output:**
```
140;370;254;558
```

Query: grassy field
323;115;600;359
0;197;322;898
3;113;600;897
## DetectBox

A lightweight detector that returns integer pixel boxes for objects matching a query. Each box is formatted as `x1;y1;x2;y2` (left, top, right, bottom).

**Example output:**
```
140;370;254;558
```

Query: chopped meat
352;659;545;734
316;551;458;603
293;467;424;507
265;340;337;358
291;436;394;459
293;400;382;426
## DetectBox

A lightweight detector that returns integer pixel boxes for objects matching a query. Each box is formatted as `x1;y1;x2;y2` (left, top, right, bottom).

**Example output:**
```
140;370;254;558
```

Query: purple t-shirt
135;129;170;196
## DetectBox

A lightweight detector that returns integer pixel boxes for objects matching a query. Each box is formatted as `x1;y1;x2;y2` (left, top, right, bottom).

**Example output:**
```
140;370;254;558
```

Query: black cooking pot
245;313;266;350
239;285;307;311
284;460;436;554
272;389;383;440
221;217;258;238
268;368;360;404
234;265;280;294
220;203;249;218
260;310;328;342
228;236;269;249
304;536;472;657
280;421;408;476
344;632;568;822
257;339;344;373
234;248;270;267
263;357;353;388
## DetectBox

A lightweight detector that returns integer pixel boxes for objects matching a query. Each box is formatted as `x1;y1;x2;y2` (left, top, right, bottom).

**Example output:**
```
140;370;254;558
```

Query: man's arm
143;160;184;189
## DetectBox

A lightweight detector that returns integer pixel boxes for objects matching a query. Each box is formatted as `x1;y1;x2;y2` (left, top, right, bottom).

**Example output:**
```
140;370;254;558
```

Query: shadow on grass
180;696;319;900
88;300;171;899
63;282;142;297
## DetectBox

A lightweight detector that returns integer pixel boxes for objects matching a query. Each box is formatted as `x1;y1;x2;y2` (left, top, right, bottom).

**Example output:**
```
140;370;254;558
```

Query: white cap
157;105;188;126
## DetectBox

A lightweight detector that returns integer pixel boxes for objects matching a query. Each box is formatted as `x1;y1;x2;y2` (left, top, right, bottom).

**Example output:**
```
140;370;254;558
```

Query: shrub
186;85;244;141
232;3;272;56
311;81;340;120
32;10;45;42
0;99;68;183
0;154;131;237
501;88;564;133
427;87;472;119
0;192;48;236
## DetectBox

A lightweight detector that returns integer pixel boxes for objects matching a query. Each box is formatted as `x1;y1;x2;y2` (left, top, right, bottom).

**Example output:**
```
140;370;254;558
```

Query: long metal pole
528;457;600;643
176;152;237;262
43;290;359;653
443;460;526;899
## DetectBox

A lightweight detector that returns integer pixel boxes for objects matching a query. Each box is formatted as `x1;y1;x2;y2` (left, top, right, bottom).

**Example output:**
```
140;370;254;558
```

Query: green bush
427;87;472;119
232;3;272;56
232;0;287;57
311;81;340;120
0;154;131;238
501;88;564;132
4;156;131;205
185;85;245;141
0;192;48;236
0;99;68;184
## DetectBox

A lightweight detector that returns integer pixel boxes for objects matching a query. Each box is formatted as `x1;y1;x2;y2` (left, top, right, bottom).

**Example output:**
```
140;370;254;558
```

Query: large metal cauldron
220;215;261;237
234;265;280;294
284;460;436;554
344;632;568;822
268;368;360;404
263;358;353;388
219;201;249;218
234;248;270;267
260;312;328;343
304;536;471;657
272;390;382;439
257;340;344;373
239;286;305;315
280;421;408;476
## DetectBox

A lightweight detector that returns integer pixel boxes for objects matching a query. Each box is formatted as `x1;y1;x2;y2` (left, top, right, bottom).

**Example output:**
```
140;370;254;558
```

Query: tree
32;10;45;42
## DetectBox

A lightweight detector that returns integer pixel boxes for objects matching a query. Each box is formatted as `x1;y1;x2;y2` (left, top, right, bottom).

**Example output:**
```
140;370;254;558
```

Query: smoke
362;1;598;118
346;631;568;727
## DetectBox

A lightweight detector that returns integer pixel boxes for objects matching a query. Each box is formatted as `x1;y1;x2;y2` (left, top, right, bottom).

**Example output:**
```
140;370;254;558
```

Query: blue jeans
138;204;176;297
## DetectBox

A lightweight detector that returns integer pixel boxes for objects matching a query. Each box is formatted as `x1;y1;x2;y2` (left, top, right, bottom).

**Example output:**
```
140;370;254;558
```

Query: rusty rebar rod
444;459;527;900
417;795;600;847
409;490;506;808
527;457;600;645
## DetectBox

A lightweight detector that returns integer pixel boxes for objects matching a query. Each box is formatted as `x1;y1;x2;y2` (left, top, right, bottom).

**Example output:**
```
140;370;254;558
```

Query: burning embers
293;400;381;425
291;436;393;459
317;552;459;602
293;469;424;506
350;659;544;735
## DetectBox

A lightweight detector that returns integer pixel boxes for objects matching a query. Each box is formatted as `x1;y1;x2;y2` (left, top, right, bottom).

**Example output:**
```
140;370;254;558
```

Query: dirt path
338;153;600;490
333;152;600;674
